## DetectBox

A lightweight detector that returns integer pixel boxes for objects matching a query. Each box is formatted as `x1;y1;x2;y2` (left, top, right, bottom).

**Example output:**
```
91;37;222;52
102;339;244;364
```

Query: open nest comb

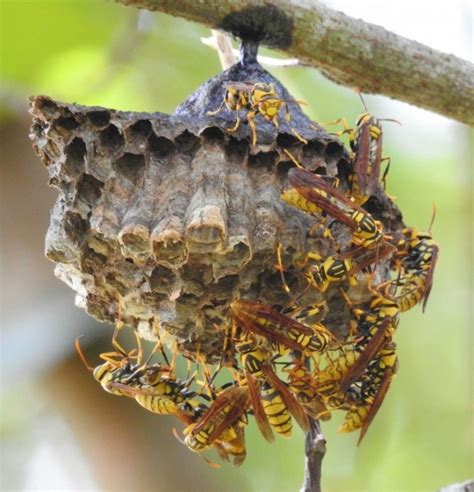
29;53;403;363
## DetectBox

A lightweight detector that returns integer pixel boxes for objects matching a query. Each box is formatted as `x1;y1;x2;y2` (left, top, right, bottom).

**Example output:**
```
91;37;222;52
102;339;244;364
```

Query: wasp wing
231;300;313;352
197;386;250;444
366;130;383;196
223;81;254;92
342;241;396;275
339;319;392;393
262;365;309;432
357;365;395;446
421;243;439;312
287;168;360;229
246;372;275;443
353;122;370;194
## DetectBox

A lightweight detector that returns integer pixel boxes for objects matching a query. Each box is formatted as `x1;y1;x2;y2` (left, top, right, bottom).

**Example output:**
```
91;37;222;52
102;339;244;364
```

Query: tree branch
115;0;474;126
301;418;326;492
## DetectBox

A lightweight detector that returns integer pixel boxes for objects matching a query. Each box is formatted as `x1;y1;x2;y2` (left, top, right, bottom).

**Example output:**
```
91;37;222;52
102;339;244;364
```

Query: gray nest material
29;60;402;362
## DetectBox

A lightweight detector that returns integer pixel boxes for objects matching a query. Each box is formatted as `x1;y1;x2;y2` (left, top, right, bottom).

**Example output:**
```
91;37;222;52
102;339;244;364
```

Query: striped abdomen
260;381;292;437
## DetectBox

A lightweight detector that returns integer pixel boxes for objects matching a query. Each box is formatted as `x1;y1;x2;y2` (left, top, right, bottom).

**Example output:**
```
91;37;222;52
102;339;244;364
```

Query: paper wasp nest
30;58;403;362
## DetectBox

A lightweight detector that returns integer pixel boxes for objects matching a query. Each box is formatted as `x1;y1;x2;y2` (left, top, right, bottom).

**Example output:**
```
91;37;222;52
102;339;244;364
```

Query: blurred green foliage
1;0;471;490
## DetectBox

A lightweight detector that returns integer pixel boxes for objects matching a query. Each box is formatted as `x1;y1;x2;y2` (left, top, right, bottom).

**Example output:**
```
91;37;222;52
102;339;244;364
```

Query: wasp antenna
75;336;94;372
156;329;171;367
185;370;198;387
202;455;222;469
379;118;402;126
172;427;186;445
357;91;369;113
428;203;437;233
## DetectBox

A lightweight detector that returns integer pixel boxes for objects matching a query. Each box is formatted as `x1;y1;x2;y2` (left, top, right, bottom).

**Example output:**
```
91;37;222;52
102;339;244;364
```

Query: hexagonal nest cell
29;58;403;363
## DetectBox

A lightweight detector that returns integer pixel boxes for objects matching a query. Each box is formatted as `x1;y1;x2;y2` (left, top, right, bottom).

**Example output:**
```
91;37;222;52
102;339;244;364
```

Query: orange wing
262;366;309;432
342;242;396;275
231;300;313;352
353;122;370;193
357;365;395;446
246;372;275;443
192;386;249;444
367;130;383;196
287;168;361;229
339;319;392;393
421;243;439;312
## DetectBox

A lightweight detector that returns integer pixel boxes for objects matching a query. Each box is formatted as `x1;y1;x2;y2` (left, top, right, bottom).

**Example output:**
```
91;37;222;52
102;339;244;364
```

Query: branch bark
301;418;326;492
116;0;474;126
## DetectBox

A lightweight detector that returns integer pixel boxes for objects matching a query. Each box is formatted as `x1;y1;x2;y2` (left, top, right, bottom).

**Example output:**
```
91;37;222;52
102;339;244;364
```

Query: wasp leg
247;110;258;146
291;128;308;145
227;107;240;133
207;100;226;116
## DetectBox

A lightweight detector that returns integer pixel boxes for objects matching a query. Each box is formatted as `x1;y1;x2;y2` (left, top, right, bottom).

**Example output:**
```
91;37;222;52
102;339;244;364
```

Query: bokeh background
0;1;472;491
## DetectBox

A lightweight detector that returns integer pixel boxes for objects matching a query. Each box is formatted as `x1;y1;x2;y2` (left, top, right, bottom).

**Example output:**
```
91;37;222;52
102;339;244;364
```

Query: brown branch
438;479;474;492
115;0;474;126
301;418;326;492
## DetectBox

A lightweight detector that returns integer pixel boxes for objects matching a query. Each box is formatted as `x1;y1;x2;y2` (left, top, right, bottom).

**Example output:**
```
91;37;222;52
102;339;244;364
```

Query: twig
209;30;238;70
301;418;326;492
202;32;303;68
114;0;474;126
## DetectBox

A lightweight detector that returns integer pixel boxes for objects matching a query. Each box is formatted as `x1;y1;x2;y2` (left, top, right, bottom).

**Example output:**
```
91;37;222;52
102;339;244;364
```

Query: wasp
181;384;250;466
233;330;310;440
284;357;330;420
76;330;202;424
312;313;394;410
208;81;306;146
329;95;400;203
75;331;146;396
293;242;396;294
283;168;385;248
388;225;439;312
361;341;399;395
297;253;353;293
340;288;399;340
230;299;333;356
349;112;385;204
343;113;389;205
339;359;397;445
109;369;204;425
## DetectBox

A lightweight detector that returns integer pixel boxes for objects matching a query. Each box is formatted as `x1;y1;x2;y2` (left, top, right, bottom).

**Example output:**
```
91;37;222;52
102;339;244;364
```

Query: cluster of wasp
77;81;439;467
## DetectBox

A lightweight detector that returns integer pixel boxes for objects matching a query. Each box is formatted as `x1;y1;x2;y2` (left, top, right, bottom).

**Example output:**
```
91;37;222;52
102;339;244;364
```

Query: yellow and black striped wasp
230;299;333;357
338;359;396;445
284;357;330;421
387;223;439;312
283;168;385;249
231;327;310;441
76;329;204;425
208;81;306;145
75;330;144;396
180;384;250;466
331;95;400;204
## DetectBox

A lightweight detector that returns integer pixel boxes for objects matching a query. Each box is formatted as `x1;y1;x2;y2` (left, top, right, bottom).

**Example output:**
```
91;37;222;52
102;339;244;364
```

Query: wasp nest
30;57;402;362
